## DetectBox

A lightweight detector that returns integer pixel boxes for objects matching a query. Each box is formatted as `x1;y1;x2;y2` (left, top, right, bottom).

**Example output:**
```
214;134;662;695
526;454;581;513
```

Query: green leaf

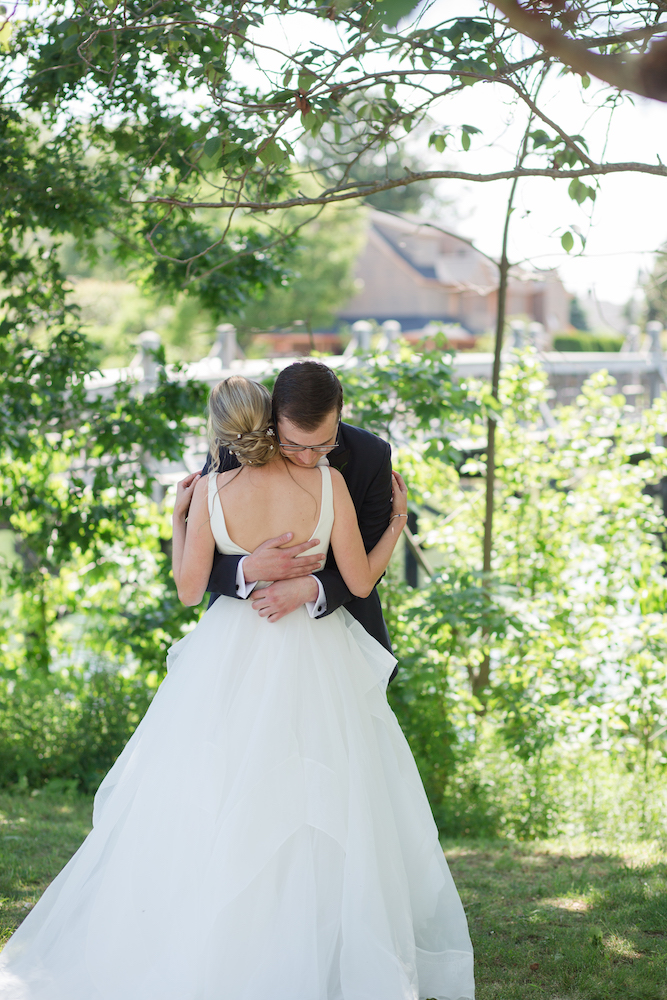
570;133;590;151
297;71;318;92
203;134;222;160
461;131;471;151
303;111;325;138
568;178;581;203
561;230;575;253
376;0;420;27
568;178;595;205
581;73;591;89
451;58;492;84
530;129;551;149
258;140;286;167
267;89;294;105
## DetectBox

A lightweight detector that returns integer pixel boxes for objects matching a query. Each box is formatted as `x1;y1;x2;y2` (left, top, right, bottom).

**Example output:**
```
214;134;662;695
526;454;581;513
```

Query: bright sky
432;81;667;306
412;0;667;305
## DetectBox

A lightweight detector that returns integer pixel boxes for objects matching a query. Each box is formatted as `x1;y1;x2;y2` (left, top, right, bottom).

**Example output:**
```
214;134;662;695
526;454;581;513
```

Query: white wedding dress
0;467;474;1000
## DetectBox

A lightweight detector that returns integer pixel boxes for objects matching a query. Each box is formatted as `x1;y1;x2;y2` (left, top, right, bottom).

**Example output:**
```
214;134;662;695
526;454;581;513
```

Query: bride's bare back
173;453;406;608
216;458;323;552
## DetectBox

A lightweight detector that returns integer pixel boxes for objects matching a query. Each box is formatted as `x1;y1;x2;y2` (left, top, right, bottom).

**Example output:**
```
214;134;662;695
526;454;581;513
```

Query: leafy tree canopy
231;200;368;336
2;0;667;305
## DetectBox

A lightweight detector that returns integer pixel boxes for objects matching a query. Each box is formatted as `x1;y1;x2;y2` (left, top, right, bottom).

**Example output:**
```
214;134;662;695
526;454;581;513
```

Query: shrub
0;667;152;794
553;331;623;352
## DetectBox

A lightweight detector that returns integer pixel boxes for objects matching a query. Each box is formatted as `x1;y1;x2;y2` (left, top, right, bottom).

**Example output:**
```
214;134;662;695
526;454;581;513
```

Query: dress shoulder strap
206;469;249;556
318;465;334;540
207;470;218;519
320;464;333;513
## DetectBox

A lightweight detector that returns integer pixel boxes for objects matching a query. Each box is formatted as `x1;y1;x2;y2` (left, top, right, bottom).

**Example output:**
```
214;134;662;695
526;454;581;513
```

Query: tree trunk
473;228;512;697
473;110;537;698
482;249;510;577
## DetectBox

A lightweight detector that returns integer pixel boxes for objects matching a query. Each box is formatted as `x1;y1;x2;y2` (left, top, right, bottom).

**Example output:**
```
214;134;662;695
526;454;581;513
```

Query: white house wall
336;211;571;336
338;227;451;324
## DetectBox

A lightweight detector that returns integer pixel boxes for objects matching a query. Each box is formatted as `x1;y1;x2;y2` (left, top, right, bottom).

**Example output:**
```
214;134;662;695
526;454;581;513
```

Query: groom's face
276;409;340;468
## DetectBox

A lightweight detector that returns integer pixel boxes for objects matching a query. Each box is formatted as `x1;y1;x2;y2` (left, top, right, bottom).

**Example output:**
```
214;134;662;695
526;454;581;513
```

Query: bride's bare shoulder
217;468;242;486
329;467;348;493
289;464;322;483
191;468;239;504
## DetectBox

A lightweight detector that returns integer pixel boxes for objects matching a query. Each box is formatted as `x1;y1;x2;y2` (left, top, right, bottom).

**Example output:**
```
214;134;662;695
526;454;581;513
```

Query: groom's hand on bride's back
243;534;323;584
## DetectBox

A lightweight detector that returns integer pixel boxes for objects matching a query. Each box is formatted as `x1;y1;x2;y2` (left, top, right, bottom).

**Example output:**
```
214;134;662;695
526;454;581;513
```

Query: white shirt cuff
306;577;327;618
235;557;258;599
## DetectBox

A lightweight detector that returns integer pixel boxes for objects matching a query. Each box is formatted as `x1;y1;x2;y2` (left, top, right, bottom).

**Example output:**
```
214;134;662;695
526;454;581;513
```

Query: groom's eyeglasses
277;420;340;454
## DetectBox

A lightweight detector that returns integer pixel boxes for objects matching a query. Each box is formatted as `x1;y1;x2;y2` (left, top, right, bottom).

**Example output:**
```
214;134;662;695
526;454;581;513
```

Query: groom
186;359;395;658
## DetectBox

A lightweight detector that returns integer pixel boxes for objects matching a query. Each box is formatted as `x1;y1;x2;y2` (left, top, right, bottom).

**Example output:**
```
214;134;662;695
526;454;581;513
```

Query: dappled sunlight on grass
542;897;591;912
603;933;645;961
443;837;667;999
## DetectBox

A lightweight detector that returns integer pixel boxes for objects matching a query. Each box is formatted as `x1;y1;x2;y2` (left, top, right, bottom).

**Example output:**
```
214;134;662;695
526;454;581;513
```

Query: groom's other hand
243;534;324;584
251;577;319;623
174;471;203;520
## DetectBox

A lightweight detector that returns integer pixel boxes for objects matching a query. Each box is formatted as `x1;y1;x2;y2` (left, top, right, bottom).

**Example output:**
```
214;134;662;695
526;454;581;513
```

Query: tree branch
489;0;667;101
142;159;667;212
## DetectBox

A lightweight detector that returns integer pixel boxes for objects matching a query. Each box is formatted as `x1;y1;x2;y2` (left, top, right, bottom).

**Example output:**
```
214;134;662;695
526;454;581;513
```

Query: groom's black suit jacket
203;422;395;664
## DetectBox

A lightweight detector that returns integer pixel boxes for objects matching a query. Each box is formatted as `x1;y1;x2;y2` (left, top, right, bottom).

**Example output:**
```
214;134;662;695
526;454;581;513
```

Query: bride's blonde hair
208;376;277;470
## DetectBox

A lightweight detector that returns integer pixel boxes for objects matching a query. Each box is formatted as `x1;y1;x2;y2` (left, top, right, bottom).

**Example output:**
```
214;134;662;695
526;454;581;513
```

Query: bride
0;375;475;1000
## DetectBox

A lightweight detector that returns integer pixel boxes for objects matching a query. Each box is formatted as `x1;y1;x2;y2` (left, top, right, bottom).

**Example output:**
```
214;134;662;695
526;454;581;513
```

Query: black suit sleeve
202;447;244;600
314;442;392;618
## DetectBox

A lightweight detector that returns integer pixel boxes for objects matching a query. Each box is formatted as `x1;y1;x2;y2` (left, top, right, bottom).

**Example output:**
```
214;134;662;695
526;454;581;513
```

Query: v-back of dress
0;469;474;1000
207;465;333;575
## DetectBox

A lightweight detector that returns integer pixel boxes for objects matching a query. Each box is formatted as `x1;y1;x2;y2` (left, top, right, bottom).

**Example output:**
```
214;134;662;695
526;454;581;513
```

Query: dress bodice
207;465;334;567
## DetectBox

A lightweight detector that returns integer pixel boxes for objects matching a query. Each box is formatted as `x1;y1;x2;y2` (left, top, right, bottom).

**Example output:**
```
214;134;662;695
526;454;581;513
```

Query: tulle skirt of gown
0;597;474;1000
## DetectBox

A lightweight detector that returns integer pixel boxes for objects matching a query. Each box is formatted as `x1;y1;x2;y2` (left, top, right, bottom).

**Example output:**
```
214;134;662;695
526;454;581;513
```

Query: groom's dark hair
272;360;343;431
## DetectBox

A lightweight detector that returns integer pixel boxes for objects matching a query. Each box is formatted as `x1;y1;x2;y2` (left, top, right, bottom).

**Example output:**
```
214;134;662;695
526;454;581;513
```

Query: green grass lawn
1;791;665;998
446;838;667;999
0;790;92;948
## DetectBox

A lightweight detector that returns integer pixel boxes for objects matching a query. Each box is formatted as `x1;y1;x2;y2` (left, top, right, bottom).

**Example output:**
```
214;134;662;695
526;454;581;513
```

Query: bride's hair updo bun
208;376;277;469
